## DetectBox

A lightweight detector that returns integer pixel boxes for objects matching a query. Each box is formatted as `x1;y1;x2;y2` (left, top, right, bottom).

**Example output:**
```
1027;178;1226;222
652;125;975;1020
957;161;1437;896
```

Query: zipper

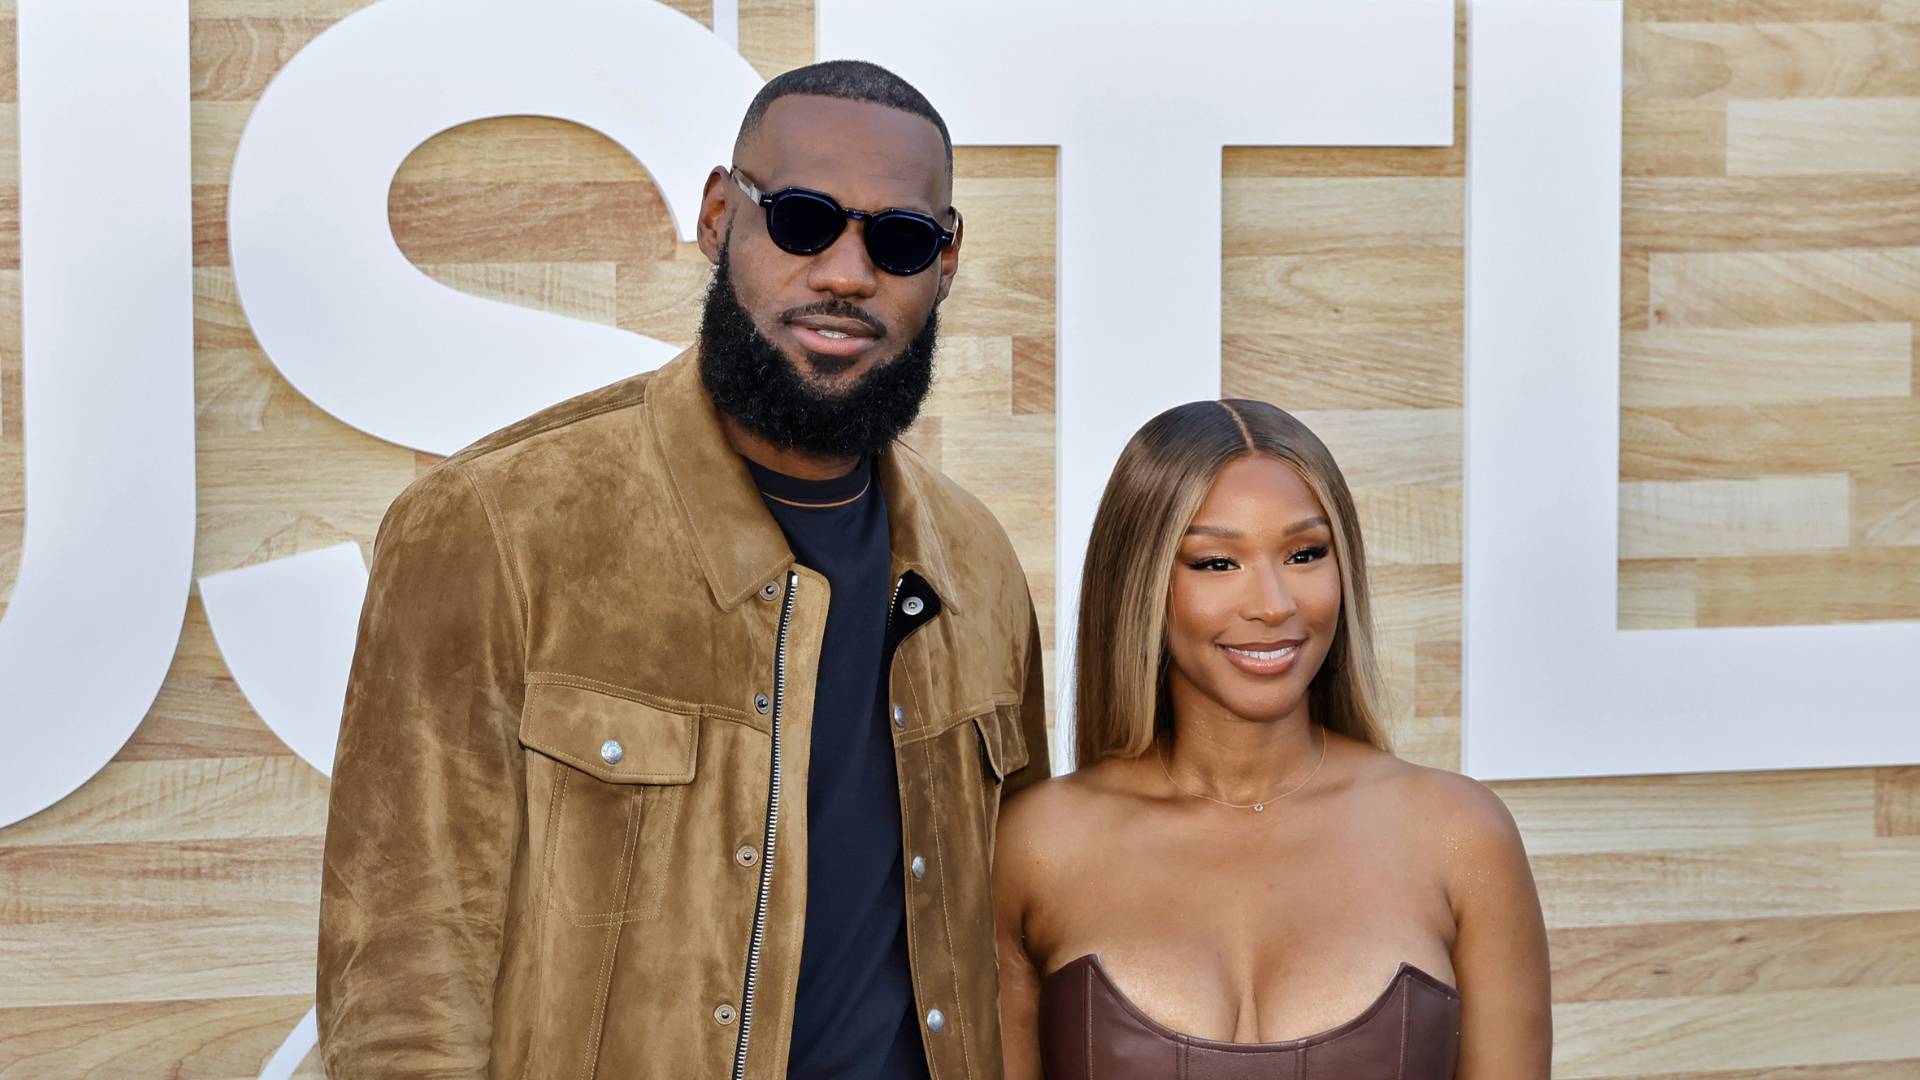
732;569;798;1080
883;575;905;650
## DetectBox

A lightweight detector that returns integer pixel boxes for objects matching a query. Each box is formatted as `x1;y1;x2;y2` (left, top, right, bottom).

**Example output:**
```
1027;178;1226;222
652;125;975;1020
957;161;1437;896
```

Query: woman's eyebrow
1184;515;1329;539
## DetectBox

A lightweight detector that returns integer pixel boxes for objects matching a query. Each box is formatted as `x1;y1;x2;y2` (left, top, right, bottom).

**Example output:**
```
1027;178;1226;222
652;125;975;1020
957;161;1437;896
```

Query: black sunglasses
731;168;958;277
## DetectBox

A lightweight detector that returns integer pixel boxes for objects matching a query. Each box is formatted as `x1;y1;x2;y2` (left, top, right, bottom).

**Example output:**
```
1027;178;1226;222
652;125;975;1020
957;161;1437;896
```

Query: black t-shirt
745;456;928;1080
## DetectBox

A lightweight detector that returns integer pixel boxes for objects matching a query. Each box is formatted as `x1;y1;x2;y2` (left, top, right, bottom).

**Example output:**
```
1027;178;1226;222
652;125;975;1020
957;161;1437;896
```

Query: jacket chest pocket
975;703;1030;789
518;679;698;924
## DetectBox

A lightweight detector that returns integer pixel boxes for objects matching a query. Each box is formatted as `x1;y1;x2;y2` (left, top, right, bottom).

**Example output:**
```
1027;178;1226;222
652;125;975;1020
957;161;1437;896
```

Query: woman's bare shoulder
998;757;1147;876
1355;752;1532;900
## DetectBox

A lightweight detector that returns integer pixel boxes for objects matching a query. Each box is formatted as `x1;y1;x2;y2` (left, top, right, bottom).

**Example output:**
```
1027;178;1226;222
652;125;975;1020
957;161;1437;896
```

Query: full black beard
698;244;937;459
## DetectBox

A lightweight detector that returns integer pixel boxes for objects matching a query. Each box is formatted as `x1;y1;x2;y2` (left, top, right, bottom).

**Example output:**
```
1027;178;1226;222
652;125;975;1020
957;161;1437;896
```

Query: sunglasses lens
765;192;844;254
866;213;943;275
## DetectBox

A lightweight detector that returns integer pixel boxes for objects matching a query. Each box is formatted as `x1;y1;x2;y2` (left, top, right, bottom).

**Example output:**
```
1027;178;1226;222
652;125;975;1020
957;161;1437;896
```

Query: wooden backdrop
1;0;1917;1075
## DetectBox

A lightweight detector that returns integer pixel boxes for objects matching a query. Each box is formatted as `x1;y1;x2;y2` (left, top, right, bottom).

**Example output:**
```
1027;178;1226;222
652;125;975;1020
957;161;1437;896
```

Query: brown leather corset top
1039;954;1461;1079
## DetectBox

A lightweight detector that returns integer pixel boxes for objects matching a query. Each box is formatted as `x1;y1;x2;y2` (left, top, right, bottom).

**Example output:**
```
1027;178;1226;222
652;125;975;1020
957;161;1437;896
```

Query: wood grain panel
937;416;1055;594
1554;984;1920;1077
1621;400;1920;481
1011;335;1054;415
1351;483;1461;566
1624;177;1920;252
1853;463;1920;545
0;995;319;1080
417;261;618;326
1625;1;1920;21
1619;558;1701;629
383;115;658;185
1496;769;1877;856
1287;409;1462;487
0;757;327;849
1619;476;1852;558
1728;99;1920;175
614;247;719;344
1367;565;1462;642
1531;840;1920;928
931;255;1054;336
1224;328;1462;410
387;182;680;264
1381;714;1460;774
1693;547;1920;625
1622;324;1913;405
194;427;415;579
1879;768;1920;836
190;18;329;102
1221;177;1460;256
1548;910;1920;1001
923;337;1013;417
1626;22;1920;99
1222;252;1463;333
0;837;322;1007
1649;248;1920;327
738;0;809;78
194;100;287;191
1598;1063;1920;1080
1623;100;1727;176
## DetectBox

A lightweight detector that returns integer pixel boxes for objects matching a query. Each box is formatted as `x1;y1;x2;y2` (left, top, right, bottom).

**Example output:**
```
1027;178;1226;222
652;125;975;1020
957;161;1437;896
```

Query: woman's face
1165;454;1344;727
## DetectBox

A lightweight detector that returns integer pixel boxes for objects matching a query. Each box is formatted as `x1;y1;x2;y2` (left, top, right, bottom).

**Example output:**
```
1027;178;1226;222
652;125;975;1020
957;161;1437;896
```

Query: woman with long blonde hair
993;400;1551;1079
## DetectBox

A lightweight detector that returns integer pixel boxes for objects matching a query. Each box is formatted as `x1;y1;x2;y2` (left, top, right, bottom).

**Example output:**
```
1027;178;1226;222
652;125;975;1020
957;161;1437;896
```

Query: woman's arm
1434;773;1553;1078
994;785;1050;1080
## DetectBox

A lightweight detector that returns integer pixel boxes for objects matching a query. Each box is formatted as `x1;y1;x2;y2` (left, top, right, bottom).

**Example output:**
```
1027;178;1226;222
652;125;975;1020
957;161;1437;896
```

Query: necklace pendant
1253;803;1265;813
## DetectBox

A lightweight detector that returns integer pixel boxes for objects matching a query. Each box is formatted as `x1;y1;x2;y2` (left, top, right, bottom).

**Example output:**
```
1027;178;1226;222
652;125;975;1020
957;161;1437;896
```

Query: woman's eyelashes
1187;555;1238;572
1288;544;1330;565
1183;544;1330;573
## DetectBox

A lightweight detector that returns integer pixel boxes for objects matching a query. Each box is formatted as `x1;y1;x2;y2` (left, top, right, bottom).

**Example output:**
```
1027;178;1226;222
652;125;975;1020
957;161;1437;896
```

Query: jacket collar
648;347;960;613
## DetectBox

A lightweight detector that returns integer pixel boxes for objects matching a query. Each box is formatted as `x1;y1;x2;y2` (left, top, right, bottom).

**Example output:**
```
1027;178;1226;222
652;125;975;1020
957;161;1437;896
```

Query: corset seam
1083;966;1093;1080
1397;985;1410;1079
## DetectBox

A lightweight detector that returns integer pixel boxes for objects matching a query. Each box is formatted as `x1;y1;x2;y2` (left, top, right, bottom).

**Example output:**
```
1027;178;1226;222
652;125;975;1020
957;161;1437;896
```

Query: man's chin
788;349;880;392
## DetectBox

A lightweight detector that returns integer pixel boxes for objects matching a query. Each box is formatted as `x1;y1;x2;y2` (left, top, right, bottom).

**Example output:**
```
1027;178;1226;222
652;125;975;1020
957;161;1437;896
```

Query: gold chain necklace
1156;725;1326;813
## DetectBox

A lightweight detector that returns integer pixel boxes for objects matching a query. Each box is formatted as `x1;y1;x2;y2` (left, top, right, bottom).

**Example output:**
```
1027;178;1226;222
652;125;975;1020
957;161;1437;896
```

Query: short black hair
735;59;953;176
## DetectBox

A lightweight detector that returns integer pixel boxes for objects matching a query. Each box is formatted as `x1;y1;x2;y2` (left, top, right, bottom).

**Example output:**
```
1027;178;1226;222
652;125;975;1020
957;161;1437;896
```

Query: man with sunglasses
318;60;1051;1080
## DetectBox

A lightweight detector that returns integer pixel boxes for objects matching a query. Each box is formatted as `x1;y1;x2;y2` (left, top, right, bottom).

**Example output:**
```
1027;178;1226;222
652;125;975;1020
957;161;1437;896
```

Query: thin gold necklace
1157;725;1326;813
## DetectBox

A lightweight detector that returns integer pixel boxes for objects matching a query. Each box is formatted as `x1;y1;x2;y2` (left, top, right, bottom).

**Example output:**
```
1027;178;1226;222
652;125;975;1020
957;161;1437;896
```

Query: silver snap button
910;855;926;880
599;739;624;765
714;1003;737;1026
901;595;925;616
890;704;906;729
754;693;770;714
926;1009;945;1033
735;845;759;867
760;581;780;601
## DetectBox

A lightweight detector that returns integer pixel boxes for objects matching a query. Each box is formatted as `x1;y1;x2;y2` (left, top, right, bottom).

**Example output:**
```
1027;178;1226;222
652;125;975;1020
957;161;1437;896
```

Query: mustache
778;299;888;338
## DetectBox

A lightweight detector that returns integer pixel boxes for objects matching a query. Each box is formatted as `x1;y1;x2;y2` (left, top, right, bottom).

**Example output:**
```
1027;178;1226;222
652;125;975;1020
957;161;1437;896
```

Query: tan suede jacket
317;348;1049;1079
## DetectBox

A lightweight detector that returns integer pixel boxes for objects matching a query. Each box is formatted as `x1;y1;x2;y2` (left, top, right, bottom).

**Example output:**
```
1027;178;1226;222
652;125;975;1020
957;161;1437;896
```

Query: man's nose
804;224;880;300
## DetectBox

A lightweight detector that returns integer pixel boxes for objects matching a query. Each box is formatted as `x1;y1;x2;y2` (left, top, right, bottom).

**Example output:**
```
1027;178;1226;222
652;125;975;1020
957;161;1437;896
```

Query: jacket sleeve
318;464;527;1079
1002;591;1052;798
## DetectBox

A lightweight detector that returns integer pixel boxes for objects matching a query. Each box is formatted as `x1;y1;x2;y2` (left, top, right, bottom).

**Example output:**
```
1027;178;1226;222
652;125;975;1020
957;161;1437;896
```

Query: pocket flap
519;681;698;784
973;704;1031;782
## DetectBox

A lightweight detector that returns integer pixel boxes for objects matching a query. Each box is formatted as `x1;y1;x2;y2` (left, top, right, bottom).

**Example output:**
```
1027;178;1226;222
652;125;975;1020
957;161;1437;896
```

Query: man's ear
935;208;963;304
697;166;731;265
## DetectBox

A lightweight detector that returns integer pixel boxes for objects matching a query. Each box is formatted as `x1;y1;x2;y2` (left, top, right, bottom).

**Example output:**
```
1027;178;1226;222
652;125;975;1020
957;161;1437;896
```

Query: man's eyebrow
1183;515;1329;539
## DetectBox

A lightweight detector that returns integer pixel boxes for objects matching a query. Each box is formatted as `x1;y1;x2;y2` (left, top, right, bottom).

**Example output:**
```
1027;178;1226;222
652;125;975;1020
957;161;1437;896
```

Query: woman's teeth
1225;645;1297;660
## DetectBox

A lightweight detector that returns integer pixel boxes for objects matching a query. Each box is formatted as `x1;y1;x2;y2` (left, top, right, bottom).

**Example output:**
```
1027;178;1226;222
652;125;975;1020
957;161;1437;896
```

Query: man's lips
785;314;881;359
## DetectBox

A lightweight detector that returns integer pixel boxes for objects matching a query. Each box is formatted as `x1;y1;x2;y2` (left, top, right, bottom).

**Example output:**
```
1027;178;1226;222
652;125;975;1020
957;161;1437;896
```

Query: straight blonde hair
1073;399;1390;768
